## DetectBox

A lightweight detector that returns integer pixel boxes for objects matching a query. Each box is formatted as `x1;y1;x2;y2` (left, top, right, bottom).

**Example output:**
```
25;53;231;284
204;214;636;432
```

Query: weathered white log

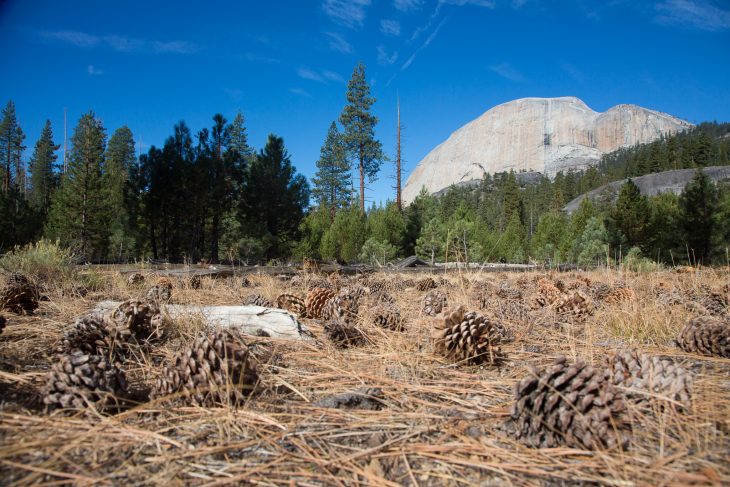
94;301;310;340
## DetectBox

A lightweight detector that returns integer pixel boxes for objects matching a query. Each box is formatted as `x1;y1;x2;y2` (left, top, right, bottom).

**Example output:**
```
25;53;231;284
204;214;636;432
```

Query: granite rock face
403;97;692;203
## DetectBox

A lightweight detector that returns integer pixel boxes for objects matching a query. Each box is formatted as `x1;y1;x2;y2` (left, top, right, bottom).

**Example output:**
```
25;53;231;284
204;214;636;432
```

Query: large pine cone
126;272;145;287
325;320;366;348
276;293;306;316
322;291;361;323
111;299;165;342
151;329;258;406
422;290;447;316
589;282;612;301
676;316;730;358
58;314;118;356
511;355;628;450
370;289;395;305
553;290;594;319
305;287;337;319
603;287;635;304
433;306;506;365
700;291;728;316
243;293;273;307
368;280;387;294
496;284;522;301
189;275;202;290
1;272;39;314
42;351;128;410
372;304;404;331
533;278;562;308
606;349;692;408
146;278;172;303
416;277;437;292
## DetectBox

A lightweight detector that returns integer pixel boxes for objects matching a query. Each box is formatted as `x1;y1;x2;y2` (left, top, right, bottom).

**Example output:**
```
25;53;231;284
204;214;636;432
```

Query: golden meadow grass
0;267;728;485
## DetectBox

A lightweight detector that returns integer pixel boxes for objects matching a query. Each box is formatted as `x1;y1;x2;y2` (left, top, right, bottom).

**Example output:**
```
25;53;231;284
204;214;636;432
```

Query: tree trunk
359;158;365;213
210;213;219;263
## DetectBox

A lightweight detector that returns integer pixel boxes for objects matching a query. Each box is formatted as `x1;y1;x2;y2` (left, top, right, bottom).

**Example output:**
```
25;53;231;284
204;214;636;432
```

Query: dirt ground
0;268;728;486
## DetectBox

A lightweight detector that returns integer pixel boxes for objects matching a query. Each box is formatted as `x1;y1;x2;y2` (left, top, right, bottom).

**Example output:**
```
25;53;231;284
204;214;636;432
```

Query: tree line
3;65;730;266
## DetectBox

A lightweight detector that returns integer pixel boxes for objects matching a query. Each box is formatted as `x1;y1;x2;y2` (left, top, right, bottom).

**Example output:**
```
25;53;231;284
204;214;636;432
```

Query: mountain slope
404;97;692;203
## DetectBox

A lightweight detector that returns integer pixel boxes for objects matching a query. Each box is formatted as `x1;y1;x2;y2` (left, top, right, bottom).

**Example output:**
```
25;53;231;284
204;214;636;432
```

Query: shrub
623;247;662;272
0;239;76;286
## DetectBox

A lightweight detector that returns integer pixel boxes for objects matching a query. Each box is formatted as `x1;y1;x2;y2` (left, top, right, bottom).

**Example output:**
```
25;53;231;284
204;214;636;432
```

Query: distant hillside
563;166;730;214
403;96;692;203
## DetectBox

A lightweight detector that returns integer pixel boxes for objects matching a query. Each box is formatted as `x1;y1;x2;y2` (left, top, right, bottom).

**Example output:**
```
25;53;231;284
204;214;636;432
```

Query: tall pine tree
106;126;137;260
29;120;59;218
679;169;717;263
607;179;650;252
340;63;385;212
46;112;110;260
312;121;351;219
0;101;23;192
239;135;310;260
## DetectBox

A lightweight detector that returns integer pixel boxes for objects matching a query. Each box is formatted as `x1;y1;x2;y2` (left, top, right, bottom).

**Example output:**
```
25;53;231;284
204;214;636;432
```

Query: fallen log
94;301;310;340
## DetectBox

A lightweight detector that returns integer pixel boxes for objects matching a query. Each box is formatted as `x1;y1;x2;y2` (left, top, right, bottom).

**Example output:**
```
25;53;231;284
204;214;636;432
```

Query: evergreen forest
3;63;730;267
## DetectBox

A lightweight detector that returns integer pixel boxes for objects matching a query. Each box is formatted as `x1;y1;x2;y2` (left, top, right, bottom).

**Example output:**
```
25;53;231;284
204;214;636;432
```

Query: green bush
622;247;662;272
0;239;76;285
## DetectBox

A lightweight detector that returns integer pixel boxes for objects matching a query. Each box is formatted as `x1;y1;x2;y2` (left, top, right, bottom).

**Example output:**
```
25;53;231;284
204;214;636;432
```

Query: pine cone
511;355;628;450
307;278;335;291
305;287;337;319
676;316;730;358
372;304;404;331
126;272;145;286
422;290;447;316
322;291;361;323
700;291;728;316
533;278;562;308
0;314;6;334
58;314;117;356
146;278;172;303
325;320;366;348
590;282;612;301
241;276;252;288
553;279;566;292
606;349;692;408
368;280;387;294
416;277;437;292
371;290;396;305
243;293;273;307
553;290;594;319
496;284;522;301
276;293;306;316
433;306;506;365
189;275;202;289
1;272;39;314
111;299;165;342
42;351;128;410
604;287;635;304
151;329;258;406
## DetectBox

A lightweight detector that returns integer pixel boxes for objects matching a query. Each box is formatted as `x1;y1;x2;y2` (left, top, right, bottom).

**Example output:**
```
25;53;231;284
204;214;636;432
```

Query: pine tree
208;113;235;262
607;179;650;252
46;112;110;260
679;169;717;263
239;135;310;260
106;126;136;260
0;101;23;192
312;121;351;219
227;112;253;170
29;120;59;217
340;63;385;212
502;171;522;229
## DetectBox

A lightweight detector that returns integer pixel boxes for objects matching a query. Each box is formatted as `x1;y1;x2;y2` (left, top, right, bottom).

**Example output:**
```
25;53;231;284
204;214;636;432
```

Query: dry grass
1;267;729;486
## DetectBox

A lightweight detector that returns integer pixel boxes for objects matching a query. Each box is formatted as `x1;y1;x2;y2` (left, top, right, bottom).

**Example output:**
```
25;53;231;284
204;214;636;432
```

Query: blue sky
1;0;729;206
